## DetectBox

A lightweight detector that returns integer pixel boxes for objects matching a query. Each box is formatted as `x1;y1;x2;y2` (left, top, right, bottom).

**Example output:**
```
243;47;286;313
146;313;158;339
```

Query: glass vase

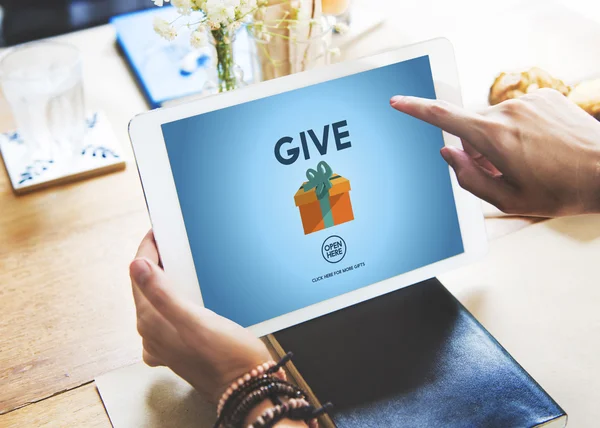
210;27;240;93
247;11;334;82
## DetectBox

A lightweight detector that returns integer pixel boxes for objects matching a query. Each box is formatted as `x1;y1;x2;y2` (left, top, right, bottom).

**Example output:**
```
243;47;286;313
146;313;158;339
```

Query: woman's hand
129;230;271;403
391;89;600;217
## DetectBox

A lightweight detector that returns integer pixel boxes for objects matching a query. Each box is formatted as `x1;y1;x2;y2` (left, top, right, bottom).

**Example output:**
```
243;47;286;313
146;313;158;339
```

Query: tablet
129;38;487;336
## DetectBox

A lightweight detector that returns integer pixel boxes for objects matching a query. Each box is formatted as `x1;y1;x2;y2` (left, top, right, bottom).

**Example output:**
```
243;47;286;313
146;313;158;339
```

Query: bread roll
568;79;600;120
489;67;570;105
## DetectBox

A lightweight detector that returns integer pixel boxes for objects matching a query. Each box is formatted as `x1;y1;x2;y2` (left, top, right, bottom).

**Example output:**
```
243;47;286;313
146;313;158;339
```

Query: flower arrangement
152;0;262;91
152;0;348;92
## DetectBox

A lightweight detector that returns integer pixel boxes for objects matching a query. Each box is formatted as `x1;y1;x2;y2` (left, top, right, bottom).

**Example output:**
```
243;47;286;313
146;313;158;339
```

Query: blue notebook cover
274;278;567;427
110;7;255;108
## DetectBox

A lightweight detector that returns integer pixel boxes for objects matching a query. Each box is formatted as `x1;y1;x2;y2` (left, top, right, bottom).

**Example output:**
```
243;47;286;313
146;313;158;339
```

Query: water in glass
1;41;85;160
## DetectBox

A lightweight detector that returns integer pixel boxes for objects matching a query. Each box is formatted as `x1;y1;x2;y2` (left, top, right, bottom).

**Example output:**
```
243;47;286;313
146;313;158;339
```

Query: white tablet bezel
129;38;487;337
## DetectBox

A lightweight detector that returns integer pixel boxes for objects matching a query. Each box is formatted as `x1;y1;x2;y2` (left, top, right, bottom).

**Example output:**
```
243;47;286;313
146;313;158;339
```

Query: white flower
328;47;341;58
153;17;178;41
192;0;206;9
205;0;239;26
152;0;170;6
291;1;310;20
237;0;257;17
228;21;242;32
190;26;209;48
172;0;193;14
333;22;349;34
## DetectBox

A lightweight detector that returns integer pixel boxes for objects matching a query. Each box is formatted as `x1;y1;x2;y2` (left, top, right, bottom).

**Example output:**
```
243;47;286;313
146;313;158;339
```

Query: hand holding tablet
129;38;487;336
130;230;271;403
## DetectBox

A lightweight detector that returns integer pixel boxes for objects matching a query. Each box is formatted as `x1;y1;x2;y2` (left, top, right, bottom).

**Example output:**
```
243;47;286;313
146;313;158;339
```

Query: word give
274;120;351;165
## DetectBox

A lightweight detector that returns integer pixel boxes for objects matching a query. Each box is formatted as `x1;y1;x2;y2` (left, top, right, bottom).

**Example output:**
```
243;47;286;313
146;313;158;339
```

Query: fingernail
440;147;454;167
390;95;405;105
131;258;152;286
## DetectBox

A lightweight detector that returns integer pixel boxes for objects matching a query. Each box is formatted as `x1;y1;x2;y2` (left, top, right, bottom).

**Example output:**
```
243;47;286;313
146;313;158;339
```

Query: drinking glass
0;41;85;160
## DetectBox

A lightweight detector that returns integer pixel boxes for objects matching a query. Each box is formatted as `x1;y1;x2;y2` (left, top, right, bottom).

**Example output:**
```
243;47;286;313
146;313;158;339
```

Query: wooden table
2;0;597;424
0;23;150;423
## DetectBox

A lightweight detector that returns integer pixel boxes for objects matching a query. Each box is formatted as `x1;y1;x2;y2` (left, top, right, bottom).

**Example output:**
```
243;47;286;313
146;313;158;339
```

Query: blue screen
161;55;464;327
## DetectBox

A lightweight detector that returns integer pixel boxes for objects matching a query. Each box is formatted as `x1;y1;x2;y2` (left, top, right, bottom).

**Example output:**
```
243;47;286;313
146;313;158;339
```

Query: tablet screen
161;55;464;327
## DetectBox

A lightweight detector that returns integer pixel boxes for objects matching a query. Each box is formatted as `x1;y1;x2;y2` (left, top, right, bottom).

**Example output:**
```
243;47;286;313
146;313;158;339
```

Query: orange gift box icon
293;161;354;235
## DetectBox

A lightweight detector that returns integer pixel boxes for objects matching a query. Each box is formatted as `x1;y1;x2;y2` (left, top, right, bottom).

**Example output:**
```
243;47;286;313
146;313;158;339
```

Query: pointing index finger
390;95;494;157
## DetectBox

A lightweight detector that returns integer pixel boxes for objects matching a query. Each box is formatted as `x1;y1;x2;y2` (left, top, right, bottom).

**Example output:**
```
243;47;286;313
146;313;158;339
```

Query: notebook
274;277;567;427
110;7;255;108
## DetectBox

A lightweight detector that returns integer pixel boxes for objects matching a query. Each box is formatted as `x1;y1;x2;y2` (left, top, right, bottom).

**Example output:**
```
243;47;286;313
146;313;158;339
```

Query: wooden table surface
0;23;150;422
3;0;597;425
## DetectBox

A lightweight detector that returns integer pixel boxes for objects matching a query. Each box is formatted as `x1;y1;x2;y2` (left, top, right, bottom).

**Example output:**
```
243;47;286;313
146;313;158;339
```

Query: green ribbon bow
304;161;333;200
304;161;335;229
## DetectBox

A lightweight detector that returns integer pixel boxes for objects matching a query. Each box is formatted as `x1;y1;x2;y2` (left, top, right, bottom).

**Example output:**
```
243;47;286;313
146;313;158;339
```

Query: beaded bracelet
219;377;301;427
216;378;307;427
224;381;307;427
250;398;311;428
217;353;292;416
250;398;333;428
219;375;279;419
218;363;284;416
215;352;332;428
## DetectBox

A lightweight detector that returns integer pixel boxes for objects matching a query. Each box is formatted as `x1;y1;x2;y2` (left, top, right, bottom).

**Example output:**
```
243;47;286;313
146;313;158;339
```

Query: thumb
130;258;201;331
441;146;516;212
